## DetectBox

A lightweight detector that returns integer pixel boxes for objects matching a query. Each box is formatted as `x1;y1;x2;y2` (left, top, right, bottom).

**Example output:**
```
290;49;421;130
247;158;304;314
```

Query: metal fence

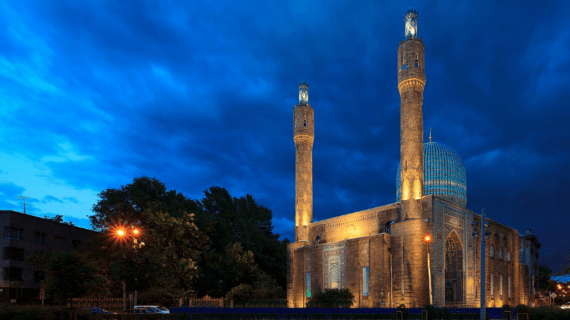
72;297;123;312
97;313;490;320
234;300;288;308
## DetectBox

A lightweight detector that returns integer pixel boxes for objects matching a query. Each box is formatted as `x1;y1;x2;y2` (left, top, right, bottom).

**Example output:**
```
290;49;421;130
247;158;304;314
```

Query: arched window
384;221;394;234
415;53;419;68
330;264;340;289
303;117;307;127
507;251;511;262
490;246;494;258
403;55;407;70
499;248;503;260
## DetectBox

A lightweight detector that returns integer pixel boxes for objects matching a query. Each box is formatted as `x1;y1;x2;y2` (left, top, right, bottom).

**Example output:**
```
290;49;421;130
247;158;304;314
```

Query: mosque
286;8;537;308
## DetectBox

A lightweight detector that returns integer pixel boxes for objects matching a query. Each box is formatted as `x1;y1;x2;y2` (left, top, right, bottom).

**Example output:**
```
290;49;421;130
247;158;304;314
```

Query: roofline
520;233;542;249
0;210;99;233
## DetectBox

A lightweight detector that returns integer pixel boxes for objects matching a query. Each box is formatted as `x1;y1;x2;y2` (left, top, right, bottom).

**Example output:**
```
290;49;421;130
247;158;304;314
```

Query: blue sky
1;1;569;272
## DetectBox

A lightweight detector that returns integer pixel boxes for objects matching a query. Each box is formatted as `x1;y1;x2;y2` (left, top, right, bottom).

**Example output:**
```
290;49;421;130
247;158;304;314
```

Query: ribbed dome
396;141;467;208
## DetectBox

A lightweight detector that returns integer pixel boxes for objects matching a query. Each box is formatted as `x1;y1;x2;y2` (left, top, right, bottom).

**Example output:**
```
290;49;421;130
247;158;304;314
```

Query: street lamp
116;227;145;311
424;234;433;305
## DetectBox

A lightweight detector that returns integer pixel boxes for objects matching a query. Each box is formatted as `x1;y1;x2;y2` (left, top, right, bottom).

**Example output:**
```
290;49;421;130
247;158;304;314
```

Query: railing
234;300;288;308
100;315;190;320
191;295;225;308
168;308;505;320
72;297;123;312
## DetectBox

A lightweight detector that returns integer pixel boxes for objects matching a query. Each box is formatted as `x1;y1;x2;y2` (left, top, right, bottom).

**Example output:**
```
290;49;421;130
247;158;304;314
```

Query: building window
363;267;369;297
34;269;45;283
507;251;511;262
3;247;24;261
508;276;511;298
490;246;494;258
491;274;494;296
4;227;24;240
499;248;503;260
35;232;47;244
54;236;66;247
403;55;407;70
3;267;24;281
306;273;311;298
415;53;419;68
500;275;503;299
72;239;82;248
384;221;394;234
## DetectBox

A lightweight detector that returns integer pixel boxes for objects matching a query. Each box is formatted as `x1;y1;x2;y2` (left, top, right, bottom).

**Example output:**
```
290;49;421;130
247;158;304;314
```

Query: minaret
398;8;425;220
293;81;314;242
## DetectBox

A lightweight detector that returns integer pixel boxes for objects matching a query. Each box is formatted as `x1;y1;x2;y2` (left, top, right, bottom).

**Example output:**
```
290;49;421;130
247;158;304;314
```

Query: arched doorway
445;231;463;305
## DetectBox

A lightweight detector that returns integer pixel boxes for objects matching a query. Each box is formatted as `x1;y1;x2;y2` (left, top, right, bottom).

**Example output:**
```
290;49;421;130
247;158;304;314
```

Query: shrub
0;305;92;320
502;304;513;320
515;304;531;316
436;307;451;320
529;306;570;320
396;304;409;320
305;288;355;308
424;304;436;320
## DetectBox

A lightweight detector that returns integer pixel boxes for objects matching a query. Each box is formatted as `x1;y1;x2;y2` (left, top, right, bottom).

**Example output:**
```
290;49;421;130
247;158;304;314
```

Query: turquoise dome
396;141;467;208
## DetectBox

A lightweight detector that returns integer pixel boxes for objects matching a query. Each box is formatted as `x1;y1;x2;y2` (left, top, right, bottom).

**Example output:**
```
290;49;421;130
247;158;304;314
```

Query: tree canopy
29;249;109;306
90;177;206;301
193;186;287;297
89;176;288;301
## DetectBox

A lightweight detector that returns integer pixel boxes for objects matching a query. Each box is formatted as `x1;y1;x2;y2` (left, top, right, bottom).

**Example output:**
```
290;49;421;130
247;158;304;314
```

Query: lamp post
476;209;491;320
424;234;433;306
116;227;145;311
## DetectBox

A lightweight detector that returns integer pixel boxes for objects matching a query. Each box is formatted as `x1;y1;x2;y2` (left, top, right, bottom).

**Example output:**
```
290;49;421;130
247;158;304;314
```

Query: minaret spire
429;127;432;142
293;81;314;242
398;7;425;220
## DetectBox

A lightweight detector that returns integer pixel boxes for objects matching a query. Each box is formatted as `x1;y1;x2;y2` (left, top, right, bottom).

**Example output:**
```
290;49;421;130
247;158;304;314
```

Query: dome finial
429;127;432;142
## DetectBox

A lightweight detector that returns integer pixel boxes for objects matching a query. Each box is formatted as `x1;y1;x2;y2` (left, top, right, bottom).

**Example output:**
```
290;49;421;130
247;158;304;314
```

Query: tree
538;265;554;292
193;186;288;297
29;249;109;306
559;254;570;278
305;289;355;308
90;176;207;302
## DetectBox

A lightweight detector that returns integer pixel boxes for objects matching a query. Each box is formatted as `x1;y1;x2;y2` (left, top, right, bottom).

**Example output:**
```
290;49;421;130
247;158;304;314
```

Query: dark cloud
64;197;80;204
43;195;63;204
0;183;26;211
0;0;568;272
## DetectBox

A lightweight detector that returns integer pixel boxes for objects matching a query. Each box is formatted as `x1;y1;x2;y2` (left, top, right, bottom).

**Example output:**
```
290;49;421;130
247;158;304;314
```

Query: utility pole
479;209;491;320
16;196;32;214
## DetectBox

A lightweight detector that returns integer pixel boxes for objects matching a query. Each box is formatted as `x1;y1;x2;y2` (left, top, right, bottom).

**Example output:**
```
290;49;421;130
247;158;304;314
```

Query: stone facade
287;196;524;308
287;8;534;309
518;230;541;305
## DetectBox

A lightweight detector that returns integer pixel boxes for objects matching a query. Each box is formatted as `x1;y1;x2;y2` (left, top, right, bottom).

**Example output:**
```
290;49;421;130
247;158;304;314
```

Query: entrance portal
445;231;463;305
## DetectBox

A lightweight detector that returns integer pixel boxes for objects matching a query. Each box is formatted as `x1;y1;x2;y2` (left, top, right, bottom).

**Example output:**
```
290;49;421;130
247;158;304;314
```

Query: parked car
134;305;170;314
83;307;115;314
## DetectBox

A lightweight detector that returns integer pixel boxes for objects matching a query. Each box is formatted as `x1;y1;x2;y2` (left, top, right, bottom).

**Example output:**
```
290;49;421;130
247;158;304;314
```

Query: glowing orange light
133;229;139;235
559;285;563;289
117;229;125;236
424;234;432;242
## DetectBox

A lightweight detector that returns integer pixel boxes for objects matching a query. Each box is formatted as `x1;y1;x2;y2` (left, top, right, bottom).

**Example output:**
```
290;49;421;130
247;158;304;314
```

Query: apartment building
0;210;97;303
